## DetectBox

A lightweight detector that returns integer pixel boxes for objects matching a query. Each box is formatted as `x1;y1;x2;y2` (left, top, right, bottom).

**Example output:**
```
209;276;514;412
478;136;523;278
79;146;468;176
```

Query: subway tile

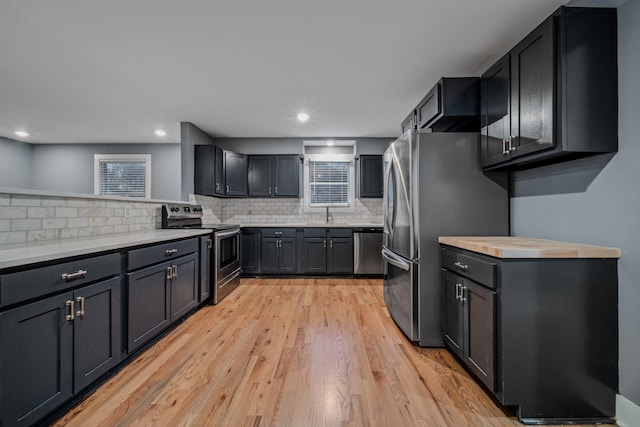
0;206;27;219
114;225;129;234
0;219;10;231
12;219;42;231
55;207;78;218
89;217;108;226
106;217;122;226
97;226;115;235
0;194;11;206
41;197;67;207
56;228;79;239
27;229;55;242
129;224;142;232
66;199;89;208
0;231;27;244
88;199;107;208
42;218;67;229
11;195;41;206
27;207;55;218
67;218;89;228
78;227;98;237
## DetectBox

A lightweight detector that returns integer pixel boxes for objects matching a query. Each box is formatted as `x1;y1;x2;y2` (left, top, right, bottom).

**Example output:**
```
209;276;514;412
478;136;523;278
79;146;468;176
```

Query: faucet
325;206;332;224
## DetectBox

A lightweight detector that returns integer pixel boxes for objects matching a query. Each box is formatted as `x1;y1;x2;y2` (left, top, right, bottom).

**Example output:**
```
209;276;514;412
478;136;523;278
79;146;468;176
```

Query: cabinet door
278;238;298;273
248;156;273;197
303;238;327;274
73;277;122;393
510;16;554;158
481;55;511;167
224;150;248;196
200;236;212;302
463;280;495;392
273;155;300;197
359;155;383;198
170;254;198;322
327;238;354;274
194;145;215;196
127;263;170;353
0;293;74;427
442;271;463;358
214;146;225;196
261;238;279;274
242;229;262;274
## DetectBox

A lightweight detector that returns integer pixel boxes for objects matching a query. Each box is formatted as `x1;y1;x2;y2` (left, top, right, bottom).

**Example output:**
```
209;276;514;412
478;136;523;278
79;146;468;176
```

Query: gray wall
0;137;33;188
31;143;181;200
510;0;640;405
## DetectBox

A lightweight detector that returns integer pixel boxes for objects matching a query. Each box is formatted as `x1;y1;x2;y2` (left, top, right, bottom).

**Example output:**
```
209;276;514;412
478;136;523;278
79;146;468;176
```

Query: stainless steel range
162;203;241;304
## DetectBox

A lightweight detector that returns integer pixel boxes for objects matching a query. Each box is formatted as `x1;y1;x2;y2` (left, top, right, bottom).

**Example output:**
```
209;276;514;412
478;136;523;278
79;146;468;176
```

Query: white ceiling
0;0;568;144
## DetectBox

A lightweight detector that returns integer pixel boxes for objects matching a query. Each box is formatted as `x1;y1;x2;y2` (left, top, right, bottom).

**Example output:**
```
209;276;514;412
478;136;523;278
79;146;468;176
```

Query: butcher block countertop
438;236;621;259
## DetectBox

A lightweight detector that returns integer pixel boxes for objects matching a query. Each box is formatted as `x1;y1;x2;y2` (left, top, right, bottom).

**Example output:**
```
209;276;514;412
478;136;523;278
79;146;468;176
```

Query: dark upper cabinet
401;111;416;134
224;150;248;197
248;155;300;198
195;146;247;197
481;6;618;170
359;155;383;198
417;78;480;132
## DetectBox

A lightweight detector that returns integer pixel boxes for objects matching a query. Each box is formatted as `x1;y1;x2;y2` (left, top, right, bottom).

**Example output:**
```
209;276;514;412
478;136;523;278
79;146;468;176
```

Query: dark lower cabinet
0;277;122;427
169;253;198;322
199;236;212;302
327;238;354;274
261;237;297;274
241;228;261;275
303;238;327;273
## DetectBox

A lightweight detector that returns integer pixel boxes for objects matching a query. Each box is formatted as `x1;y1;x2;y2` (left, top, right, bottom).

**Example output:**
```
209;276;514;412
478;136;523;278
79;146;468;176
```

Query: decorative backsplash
0;192;383;245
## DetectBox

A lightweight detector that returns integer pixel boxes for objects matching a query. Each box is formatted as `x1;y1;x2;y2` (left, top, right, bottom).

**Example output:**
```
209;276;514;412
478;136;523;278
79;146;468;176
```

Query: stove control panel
163;203;204;219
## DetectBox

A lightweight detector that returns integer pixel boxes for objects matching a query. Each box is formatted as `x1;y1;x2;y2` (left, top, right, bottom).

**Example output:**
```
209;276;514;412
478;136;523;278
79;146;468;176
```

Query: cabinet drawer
328;228;353;238
303;228;326;238
127;238;198;272
441;247;496;288
261;228;296;238
0;253;121;307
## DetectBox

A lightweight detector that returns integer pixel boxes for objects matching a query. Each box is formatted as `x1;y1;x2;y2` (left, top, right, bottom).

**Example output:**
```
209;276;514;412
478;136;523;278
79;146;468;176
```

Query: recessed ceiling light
326;140;335;146
154;129;167;137
14;130;29;138
297;113;309;122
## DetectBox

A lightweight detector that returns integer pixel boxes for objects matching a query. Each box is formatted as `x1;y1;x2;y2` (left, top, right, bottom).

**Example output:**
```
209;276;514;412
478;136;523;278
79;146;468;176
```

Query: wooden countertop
438;236;621;259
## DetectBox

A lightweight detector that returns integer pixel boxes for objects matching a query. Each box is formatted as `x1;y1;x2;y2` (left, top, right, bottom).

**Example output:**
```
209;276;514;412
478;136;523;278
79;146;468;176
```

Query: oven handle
218;269;240;288
215;228;240;239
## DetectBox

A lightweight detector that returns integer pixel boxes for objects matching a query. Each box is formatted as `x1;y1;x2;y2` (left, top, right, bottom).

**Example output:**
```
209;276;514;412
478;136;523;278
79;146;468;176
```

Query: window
309;161;350;206
94;154;151;198
303;141;356;211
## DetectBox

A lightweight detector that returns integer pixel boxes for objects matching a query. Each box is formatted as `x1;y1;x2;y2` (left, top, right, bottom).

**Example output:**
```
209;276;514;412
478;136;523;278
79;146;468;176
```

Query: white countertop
0;229;212;270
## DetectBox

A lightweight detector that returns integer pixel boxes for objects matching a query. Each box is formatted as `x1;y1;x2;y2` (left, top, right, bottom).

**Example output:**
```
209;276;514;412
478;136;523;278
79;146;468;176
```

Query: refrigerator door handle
382;247;410;271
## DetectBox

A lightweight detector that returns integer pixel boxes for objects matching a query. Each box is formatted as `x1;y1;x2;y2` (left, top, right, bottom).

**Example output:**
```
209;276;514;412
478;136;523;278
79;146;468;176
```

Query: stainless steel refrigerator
382;130;508;347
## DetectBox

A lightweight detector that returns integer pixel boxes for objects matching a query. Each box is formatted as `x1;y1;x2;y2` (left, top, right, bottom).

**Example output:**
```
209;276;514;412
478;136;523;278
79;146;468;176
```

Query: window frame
303;153;355;213
93;154;152;199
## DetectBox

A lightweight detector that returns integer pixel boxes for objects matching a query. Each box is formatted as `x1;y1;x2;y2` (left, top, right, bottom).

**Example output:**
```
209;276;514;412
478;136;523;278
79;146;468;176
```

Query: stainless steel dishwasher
353;227;383;275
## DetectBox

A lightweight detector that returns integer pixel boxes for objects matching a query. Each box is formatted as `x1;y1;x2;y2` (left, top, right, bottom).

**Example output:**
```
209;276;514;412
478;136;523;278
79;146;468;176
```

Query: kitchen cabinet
440;241;619;423
400;111;415;134
359;155;383;198
261;229;297;274
480;7;617;170
126;238;199;353
199;236;212;302
0;261;121;427
241;228;262;275
302;228;353;274
248;155;300;197
194;145;247;197
417;77;480;132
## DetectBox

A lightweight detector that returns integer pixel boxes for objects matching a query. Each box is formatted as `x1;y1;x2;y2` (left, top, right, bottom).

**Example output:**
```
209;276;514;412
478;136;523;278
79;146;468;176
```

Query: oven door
215;228;241;281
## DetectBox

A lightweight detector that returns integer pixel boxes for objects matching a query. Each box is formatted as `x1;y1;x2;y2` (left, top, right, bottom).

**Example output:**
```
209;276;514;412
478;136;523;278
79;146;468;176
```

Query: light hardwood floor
52;278;595;427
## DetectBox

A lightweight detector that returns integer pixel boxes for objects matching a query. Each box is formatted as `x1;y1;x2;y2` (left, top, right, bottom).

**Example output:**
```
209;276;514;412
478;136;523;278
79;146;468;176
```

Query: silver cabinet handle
454;262;468;271
226;185;230;193
207;238;212;249
324;240;327;248
455;283;462;301
461;286;468;303
510;136;517;151
165;249;178;255
330;240;333;248
167;266;173;280
502;139;508;154
274;231;282;235
269;187;272;194
275;186;278;194
61;269;87;281
216;183;220;191
76;296;85;317
173;265;178;279
66;300;75;321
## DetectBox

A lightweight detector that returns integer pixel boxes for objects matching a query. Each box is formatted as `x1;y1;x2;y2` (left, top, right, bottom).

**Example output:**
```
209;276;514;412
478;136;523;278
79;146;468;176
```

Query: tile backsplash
0;192;383;245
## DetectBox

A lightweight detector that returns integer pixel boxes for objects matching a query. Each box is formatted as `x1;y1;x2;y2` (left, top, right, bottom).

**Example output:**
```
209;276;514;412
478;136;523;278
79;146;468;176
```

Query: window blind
309;161;350;206
98;160;148;198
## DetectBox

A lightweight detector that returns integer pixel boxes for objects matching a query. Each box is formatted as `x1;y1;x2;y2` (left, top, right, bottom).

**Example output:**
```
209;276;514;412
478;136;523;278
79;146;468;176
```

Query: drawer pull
66;300;75;321
61;269;87;281
165;249;178;255
454;262;468;271
274;231;283;235
76;296;85;317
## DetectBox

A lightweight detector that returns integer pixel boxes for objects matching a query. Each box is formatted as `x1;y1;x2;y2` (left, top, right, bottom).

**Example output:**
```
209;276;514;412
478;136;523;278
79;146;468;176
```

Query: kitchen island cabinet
439;236;620;424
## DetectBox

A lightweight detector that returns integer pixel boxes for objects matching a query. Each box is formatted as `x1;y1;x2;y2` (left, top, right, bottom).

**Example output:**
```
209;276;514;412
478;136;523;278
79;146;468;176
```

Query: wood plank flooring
52;278;596;427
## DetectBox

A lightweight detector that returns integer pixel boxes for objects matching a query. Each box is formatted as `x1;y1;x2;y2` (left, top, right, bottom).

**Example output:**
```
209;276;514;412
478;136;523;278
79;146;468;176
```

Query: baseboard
617;394;640;427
